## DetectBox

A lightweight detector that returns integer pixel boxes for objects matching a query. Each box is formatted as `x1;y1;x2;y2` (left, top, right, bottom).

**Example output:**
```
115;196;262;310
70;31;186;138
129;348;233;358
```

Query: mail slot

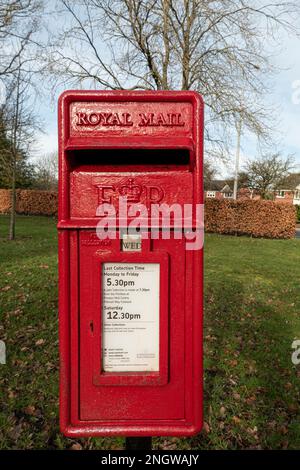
58;90;204;437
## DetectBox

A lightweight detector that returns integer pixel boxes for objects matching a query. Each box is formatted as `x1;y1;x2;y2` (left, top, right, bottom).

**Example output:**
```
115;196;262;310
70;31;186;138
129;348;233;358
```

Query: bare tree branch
44;0;300;158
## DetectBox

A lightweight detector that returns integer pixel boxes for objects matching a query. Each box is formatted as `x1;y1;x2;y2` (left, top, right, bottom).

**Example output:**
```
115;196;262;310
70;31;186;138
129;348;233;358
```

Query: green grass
0;215;300;449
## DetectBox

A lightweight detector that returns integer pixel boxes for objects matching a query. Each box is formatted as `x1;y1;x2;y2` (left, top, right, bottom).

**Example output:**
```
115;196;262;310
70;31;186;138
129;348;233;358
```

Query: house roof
205;180;233;192
279;174;300;190
277;184;300;192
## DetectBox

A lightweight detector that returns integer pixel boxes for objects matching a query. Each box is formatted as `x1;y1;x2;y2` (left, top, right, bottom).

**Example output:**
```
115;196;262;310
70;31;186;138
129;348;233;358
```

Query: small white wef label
121;233;142;252
102;262;159;372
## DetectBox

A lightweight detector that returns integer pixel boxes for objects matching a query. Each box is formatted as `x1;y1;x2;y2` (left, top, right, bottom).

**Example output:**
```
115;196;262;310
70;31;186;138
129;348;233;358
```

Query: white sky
31;17;300;179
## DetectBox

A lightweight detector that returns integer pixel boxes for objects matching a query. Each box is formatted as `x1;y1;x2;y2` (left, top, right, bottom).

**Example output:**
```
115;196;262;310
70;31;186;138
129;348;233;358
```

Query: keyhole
90;321;94;333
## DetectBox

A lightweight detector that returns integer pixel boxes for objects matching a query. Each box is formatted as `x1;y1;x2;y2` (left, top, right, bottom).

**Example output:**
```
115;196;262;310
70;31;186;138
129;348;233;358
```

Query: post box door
77;232;191;423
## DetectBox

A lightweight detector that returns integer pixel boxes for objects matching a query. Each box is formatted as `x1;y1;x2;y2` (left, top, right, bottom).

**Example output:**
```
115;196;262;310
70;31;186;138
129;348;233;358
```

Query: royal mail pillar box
58;91;204;437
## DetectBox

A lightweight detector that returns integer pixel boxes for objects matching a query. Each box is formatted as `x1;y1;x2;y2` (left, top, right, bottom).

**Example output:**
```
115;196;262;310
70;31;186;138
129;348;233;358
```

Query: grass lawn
0;215;300;450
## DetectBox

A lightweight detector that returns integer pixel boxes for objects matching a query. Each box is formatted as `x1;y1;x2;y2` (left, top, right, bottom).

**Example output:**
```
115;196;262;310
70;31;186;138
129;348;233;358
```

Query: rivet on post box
57;91;204;437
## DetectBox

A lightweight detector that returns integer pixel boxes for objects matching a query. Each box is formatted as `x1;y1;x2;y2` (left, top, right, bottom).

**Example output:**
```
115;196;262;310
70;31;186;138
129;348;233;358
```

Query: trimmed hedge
0;189;296;238
0;189;58;216
205;199;296;239
0;189;11;214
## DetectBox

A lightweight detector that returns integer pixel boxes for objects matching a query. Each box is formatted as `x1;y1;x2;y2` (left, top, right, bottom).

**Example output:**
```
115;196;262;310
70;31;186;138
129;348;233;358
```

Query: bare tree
0;0;42;77
0;1;44;239
243;153;294;199
45;0;300;157
279;172;300;189
34;151;58;190
203;160;217;190
1;63;40;240
0;112;33;188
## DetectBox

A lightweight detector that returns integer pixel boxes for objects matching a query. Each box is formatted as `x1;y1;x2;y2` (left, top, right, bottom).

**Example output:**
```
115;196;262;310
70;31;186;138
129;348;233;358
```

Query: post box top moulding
58;89;204;151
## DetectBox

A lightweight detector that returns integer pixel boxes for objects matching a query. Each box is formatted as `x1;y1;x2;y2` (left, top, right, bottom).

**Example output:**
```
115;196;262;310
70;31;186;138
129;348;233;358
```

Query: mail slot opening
69;148;191;171
68;148;194;218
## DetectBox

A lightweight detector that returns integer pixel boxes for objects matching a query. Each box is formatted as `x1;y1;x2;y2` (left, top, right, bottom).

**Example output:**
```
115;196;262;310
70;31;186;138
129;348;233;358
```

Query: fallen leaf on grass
229;359;238;367
11;308;22;317
203;421;210;434
70;443;83;450
24;405;36;416
280;425;289;435
232;416;241;425
246;395;256;405
35;339;45;346
247;364;257;375
288;403;299;413
9;423;23;441
161;439;178;450
1;285;11;292
8;389;16;399
246;426;258;436
205;335;217;342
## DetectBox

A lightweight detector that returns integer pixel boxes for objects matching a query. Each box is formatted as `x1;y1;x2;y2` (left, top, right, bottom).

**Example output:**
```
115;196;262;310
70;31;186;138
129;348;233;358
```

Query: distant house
205;180;233;200
275;184;300;205
205;178;300;204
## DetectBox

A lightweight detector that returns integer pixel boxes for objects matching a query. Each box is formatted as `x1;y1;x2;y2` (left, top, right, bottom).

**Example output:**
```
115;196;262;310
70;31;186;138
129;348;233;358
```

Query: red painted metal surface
58;90;204;437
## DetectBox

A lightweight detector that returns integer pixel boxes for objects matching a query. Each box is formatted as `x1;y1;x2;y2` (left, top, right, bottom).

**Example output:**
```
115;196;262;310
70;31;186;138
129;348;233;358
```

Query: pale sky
31;22;300;179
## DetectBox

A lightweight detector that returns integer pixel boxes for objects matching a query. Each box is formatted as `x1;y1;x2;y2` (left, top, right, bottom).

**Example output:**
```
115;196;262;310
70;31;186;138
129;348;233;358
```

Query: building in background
205;180;300;204
205;180;234;200
275;184;300;205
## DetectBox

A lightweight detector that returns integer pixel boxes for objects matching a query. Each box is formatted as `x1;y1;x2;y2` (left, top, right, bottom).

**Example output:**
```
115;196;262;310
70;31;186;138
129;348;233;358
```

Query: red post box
58;90;204;437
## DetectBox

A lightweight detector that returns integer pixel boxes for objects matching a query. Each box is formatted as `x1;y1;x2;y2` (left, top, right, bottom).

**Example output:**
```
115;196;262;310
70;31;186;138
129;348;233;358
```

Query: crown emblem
118;178;143;203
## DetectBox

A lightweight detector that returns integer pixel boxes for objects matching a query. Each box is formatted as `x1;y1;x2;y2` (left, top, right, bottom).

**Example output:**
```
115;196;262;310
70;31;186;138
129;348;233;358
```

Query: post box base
60;422;203;438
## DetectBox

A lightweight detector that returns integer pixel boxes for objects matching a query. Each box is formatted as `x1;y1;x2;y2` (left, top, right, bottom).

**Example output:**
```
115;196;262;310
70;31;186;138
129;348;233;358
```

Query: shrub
0;189;58;216
1;189;297;238
205;199;296;239
0;189;11;214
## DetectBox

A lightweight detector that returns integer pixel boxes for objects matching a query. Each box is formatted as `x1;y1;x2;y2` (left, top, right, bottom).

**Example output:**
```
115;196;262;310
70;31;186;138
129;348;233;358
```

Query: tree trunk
8;64;21;241
9;155;16;240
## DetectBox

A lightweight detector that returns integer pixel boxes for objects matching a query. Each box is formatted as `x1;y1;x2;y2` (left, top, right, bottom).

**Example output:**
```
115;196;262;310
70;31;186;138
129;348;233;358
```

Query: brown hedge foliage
0;189;58;216
0;189;11;214
205;199;296;239
0;189;296;238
